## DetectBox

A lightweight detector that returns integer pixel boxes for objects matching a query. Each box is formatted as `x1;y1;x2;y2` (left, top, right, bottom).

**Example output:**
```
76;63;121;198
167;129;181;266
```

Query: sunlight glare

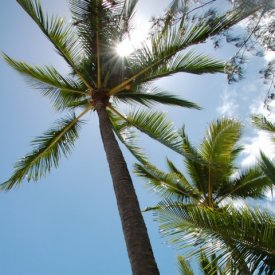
116;27;149;57
116;39;133;57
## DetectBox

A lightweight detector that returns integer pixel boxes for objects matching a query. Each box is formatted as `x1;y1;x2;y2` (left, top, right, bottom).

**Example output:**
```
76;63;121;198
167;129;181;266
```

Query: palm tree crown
135;118;272;207
134;117;275;273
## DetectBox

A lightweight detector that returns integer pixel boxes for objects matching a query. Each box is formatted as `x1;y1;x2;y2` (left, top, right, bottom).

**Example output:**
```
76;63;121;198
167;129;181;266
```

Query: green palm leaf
2;53;88;110
154;202;275;274
17;0;91;88
134;162;200;201
216;167;271;202
1;109;90;190
109;10;247;95
140;51;225;83
177;255;194;275
108;108;148;163
252;115;275;134
123;108;184;154
115;87;200;109
259;151;275;184
180;127;209;197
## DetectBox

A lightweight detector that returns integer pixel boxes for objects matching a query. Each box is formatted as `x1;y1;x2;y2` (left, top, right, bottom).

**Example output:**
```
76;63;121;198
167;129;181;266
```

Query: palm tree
1;0;253;273
132;118;275;273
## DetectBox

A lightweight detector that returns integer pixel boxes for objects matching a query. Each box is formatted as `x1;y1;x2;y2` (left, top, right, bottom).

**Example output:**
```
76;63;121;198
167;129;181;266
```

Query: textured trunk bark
96;103;159;275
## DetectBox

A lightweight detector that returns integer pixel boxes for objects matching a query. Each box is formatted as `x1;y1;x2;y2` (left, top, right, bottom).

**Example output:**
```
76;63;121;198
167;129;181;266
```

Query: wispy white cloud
241;130;274;167
217;88;239;117
264;50;275;63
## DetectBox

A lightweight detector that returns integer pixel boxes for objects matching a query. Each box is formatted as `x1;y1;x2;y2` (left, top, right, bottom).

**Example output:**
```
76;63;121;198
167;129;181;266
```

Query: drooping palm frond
1;109;90;190
115;86;200;109
116;108;184;154
2;53;88;110
134;162;200;202
108;108;148;163
154;202;275;274
16;0;90;87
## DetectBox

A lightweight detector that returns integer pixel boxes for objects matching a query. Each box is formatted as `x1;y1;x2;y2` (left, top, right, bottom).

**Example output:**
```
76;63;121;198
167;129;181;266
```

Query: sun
116;27;149;57
116;38;134;57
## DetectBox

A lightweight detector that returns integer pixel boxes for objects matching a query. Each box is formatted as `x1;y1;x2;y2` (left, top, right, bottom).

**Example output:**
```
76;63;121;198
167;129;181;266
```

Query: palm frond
166;158;183;176
16;0;91;88
140;51;225;83
110;10;249;95
1;109;90;190
252;115;275;134
216;167;271;202
69;0;123;87
180;127;209;196
259;151;275;184
2;53;88;110
115;87;200;109
252;115;275;143
134;162;200;201
108;108;148;163
199;118;242;167
119;0;138;37
177;255;194;275
199;118;243;196
123;108;184;154
154;202;275;274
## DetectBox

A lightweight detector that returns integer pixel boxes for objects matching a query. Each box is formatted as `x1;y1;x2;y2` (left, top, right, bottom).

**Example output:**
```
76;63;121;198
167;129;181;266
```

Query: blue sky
0;1;274;274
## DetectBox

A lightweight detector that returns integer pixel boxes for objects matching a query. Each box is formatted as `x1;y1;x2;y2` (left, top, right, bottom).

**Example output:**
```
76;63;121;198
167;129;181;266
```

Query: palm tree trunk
96;102;159;275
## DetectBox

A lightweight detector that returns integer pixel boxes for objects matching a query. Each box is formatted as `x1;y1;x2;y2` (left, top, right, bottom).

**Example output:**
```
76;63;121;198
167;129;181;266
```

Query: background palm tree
131;117;275;273
1;0;255;273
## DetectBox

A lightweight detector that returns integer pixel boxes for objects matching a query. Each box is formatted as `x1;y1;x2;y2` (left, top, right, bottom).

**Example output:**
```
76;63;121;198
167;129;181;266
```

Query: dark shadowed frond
154;202;275;274
259;151;275;184
115;85;200;109
0;109;90;190
16;0;91;87
69;0;127;87
118;0;138;37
